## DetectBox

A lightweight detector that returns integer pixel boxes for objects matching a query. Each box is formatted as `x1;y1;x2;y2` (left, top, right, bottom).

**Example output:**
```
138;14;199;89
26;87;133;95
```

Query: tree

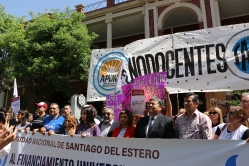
0;5;25;93
11;8;97;101
226;90;249;106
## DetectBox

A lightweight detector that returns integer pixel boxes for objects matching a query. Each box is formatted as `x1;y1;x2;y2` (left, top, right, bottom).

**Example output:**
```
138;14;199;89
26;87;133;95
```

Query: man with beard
99;107;118;137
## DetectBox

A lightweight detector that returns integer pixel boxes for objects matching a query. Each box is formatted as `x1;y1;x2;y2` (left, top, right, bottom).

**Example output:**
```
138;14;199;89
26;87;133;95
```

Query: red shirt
112;126;136;138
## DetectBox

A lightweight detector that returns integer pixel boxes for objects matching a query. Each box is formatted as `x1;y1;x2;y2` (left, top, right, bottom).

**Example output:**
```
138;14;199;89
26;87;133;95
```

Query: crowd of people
1;89;249;153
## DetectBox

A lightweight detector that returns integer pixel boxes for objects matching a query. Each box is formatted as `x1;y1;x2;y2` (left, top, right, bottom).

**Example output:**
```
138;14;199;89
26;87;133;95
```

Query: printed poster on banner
106;94;124;121
133;72;167;102
121;83;134;112
11;97;20;114
5;132;249;166
87;23;249;102
131;89;145;116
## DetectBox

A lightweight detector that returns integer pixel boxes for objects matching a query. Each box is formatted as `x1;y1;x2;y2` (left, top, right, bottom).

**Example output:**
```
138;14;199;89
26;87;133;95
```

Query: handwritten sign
121;83;133;112
106;94;124;121
133;72;167;101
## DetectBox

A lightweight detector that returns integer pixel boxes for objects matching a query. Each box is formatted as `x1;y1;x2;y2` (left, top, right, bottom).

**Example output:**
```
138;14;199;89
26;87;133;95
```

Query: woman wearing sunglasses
76;106;101;138
213;106;249;140
112;110;135;138
208;107;224;136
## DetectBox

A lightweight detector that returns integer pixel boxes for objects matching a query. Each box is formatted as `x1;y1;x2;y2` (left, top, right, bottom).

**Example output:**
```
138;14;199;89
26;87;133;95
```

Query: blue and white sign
4;132;249;166
87;23;249;101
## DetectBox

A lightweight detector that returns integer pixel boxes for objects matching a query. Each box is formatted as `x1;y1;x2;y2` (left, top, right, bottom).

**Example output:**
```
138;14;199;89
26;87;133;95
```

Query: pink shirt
175;110;212;139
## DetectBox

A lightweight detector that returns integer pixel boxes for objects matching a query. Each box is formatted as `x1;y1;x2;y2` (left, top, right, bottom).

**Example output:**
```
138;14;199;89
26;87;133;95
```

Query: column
213;0;221;26
105;18;113;48
143;3;150;38
200;0;208;28
153;7;158;37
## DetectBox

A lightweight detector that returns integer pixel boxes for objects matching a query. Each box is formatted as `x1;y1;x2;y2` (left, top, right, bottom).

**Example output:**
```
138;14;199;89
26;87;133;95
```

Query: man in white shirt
99;108;118;137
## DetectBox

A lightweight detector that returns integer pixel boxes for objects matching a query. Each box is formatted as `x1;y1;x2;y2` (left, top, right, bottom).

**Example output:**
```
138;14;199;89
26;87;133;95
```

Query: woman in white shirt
213;106;249;140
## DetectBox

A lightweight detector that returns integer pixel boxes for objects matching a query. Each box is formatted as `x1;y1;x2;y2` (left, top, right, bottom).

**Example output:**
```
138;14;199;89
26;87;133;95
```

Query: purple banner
106;94;124;121
133;72;167;102
121;83;134;112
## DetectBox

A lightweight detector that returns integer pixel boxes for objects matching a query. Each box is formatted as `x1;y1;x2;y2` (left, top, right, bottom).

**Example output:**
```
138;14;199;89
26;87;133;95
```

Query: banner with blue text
87;23;249;101
3;132;249;166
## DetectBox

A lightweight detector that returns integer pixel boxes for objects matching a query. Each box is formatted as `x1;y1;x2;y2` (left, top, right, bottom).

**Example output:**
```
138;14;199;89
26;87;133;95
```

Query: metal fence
114;0;129;4
84;0;130;13
84;0;107;13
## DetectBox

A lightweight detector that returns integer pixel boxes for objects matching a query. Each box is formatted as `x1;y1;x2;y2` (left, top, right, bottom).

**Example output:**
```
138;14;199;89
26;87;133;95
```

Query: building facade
3;0;249;114
76;0;248;114
80;0;248;48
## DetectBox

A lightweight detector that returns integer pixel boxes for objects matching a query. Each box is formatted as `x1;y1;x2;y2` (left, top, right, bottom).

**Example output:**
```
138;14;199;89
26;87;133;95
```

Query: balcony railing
84;0;130;13
114;0;129;4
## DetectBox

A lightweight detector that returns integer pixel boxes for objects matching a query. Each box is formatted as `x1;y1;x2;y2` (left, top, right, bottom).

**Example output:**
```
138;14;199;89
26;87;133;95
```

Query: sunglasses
103;112;111;116
228;111;236;116
208;112;217;115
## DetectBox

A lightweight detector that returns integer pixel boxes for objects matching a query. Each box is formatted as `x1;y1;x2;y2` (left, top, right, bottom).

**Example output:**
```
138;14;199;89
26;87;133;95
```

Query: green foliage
225;90;249;106
0;5;25;92
10;7;97;100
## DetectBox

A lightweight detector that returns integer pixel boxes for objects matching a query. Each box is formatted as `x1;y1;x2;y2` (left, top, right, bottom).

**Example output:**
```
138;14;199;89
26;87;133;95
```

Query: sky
1;0;101;20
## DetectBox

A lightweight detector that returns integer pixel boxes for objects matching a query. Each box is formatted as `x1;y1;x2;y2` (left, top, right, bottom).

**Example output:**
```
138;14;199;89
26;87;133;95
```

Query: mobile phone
0;112;6;124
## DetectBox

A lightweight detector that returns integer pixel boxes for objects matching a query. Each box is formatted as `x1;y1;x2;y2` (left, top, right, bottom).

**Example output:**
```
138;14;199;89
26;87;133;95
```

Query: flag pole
114;60;123;94
13;78;18;97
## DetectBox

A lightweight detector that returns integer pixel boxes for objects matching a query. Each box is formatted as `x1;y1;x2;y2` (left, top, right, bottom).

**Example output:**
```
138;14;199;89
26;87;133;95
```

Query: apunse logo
93;52;128;96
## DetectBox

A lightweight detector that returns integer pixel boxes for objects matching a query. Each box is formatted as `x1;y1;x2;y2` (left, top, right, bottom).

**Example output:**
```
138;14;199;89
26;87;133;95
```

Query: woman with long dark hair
112;110;136;138
76;106;101;138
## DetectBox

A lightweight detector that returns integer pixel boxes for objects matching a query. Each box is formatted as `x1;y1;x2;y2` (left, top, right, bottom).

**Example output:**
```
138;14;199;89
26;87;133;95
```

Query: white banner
131;89;145;116
4;132;249;166
87;23;249;101
11;97;20;114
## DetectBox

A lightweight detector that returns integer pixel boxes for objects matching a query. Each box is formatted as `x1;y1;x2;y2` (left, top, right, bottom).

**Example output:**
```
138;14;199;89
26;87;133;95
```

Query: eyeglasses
208;112;217;115
103;112;111;116
241;100;249;104
50;107;56;110
228;111;236;116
